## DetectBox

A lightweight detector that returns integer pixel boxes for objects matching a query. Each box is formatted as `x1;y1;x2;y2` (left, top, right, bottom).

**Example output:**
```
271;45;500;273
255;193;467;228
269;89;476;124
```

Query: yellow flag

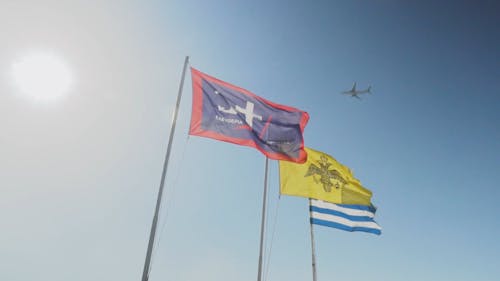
279;147;372;205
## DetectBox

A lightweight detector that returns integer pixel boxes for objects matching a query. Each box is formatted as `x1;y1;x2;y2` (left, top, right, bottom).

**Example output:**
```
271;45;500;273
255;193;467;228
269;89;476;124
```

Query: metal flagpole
257;157;269;281
141;56;190;281
308;198;318;281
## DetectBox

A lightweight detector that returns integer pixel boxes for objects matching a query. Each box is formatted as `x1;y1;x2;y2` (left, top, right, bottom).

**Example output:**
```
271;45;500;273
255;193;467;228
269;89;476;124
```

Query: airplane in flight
341;82;371;99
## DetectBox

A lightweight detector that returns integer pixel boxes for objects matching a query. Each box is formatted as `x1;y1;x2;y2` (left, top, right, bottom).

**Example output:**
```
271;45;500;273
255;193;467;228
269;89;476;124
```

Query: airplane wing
341;83;356;94
353;94;361;100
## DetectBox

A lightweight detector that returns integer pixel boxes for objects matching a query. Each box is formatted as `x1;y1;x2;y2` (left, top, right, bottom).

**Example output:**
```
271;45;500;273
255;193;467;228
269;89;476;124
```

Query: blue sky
1;1;499;281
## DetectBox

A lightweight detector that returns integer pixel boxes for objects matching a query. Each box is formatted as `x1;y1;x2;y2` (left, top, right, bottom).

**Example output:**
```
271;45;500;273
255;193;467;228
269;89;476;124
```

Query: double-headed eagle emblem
305;155;347;192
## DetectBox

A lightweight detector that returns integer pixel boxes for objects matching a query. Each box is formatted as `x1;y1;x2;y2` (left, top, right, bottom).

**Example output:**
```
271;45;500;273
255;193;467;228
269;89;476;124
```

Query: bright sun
12;52;73;102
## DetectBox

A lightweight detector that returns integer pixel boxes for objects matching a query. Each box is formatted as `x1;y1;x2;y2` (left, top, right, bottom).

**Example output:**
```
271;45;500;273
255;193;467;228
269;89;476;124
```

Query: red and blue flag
189;68;309;163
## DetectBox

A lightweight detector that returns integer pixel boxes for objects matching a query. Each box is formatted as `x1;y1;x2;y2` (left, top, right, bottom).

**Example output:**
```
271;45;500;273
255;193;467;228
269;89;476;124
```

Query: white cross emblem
215;90;263;128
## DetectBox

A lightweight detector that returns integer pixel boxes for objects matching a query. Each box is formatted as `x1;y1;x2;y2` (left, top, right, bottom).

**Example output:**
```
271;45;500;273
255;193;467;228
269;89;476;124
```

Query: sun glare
12;52;73;102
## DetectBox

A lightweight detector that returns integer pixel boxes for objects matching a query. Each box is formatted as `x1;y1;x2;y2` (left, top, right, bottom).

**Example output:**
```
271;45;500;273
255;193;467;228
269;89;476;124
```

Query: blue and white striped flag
310;199;382;235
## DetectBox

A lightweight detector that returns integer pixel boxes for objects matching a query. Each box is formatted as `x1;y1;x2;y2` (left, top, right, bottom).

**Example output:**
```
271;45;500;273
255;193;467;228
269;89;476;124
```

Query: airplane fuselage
341;83;371;99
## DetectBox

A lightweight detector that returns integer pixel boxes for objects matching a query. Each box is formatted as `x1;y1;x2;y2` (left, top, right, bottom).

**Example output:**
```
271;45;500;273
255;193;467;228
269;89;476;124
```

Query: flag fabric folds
280;147;372;205
310;199;381;235
189;68;309;163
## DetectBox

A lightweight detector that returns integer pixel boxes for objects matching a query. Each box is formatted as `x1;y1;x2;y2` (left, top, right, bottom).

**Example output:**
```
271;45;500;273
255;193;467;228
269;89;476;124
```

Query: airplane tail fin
368;86;372;94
